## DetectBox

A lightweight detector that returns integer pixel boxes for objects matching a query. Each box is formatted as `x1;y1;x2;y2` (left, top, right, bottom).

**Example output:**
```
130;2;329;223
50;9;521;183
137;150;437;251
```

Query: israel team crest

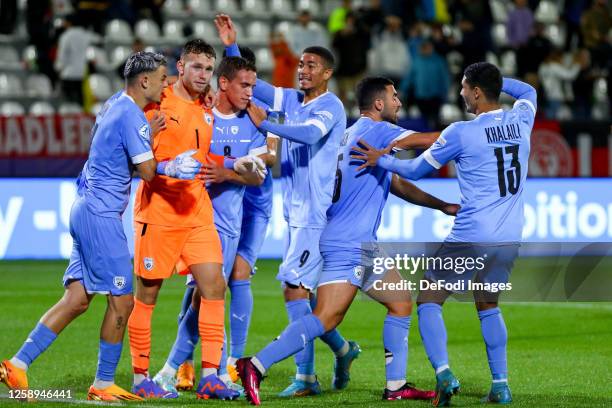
113;276;126;289
354;265;363;280
231;126;239;135
144;257;154;271
204;112;213;125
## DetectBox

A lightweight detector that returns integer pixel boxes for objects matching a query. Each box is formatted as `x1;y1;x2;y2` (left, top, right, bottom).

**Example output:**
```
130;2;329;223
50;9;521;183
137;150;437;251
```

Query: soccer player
235;76;460;405
0;52;202;401
152;56;268;395
127;40;257;400
352;63;536;405
217;14;360;397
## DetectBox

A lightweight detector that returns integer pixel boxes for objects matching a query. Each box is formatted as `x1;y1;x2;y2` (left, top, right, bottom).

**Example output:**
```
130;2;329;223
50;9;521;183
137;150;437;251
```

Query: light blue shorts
276;226;323;290
236;214;270;272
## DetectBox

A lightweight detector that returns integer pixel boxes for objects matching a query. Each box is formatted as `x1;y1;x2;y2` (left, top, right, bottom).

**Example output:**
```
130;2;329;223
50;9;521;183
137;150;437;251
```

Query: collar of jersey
301;90;329;107
120;91;136;104
478;108;503;116
213;107;239;119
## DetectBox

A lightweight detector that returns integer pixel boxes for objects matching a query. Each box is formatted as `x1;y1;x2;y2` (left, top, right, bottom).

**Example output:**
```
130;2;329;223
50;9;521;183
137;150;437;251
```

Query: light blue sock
383;315;411;381
310;294;347;353
478;308;508;382
229;279;253;359
168;305;199;369
15;322;57;367
255;314;325;372
95;340;122;381
417;303;449;372
285;299;315;376
178;286;195;324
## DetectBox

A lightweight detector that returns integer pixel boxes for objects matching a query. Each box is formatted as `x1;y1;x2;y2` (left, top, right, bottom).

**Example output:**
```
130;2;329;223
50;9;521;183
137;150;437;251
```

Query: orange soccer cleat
87;384;144;402
0;360;28;391
176;361;195;391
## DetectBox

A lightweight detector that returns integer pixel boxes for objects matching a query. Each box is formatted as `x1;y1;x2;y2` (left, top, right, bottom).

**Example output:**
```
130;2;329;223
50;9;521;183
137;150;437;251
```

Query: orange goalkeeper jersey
134;85;216;227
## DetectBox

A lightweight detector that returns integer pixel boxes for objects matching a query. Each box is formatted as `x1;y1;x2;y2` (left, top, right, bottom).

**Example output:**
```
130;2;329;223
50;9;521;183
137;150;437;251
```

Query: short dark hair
216;56;257;85
181;39;216;60
302;46;335;69
463;62;502;101
124;51;166;84
222;46;256;65
356;76;394;110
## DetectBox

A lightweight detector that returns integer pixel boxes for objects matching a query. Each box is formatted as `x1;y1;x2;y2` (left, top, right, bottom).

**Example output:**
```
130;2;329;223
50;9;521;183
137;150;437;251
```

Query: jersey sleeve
377;122;416;150
123;110;154;165
303;97;344;138
423;123;462;169
248;129;268;157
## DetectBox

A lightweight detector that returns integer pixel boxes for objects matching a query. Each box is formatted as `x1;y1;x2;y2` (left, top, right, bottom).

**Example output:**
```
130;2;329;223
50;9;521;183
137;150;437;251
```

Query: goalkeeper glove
233;155;267;176
157;149;201;180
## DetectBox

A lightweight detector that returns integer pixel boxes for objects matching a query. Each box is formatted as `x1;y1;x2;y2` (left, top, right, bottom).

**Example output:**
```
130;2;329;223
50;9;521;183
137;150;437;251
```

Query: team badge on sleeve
139;124;150;140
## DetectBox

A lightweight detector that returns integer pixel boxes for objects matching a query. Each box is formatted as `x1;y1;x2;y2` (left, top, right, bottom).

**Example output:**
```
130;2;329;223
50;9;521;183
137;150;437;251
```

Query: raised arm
502;77;537;109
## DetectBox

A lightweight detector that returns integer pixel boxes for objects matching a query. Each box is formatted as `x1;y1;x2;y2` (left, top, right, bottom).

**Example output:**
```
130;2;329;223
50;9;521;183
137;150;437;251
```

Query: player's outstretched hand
350;139;387;171
149;111;166;137
246;102;267;127
163;149;201;179
442;203;461;216
214;14;237;46
200;156;228;183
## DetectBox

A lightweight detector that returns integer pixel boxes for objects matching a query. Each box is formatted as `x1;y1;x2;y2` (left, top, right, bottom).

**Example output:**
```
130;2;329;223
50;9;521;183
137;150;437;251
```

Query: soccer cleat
383;382;435;400
87;384;143;401
482;382;513;404
278;377;321;397
236;357;263;405
432;369;460;407
196;374;240;400
332;340;361;390
176;361;195;391
227;362;239;383
132;377;178;399
153;371;179;395
0;360;28;391
223;378;245;398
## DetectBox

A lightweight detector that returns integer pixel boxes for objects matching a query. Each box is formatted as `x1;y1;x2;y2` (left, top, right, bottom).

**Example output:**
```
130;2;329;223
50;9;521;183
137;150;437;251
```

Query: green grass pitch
0;259;611;407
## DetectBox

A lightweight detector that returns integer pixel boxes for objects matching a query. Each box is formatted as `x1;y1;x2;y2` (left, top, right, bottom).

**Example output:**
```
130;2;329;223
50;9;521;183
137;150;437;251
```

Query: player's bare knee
63;295;89;317
385;300;412;317
283;284;309;302
315;308;345;332
109;294;134;316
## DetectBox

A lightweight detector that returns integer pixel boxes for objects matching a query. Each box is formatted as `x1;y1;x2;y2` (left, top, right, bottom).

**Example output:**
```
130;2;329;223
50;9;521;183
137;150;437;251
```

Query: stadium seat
215;0;240;14
243;0;269;17
0;45;20;69
0;73;22;96
193;21;217;42
135;19;160;42
535;0;559;24
29;101;55;115
269;0;294;17
255;48;274;72
486;51;499;66
246;21;271;45
296;0;321;17
188;0;213;17
162;0;186;18
105;19;133;44
25;74;53;98
0;101;25;116
557;104;572;120
86;46;110;71
324;0;343;16
492;24;507;48
88;74;113;101
439;103;463;124
545;23;565;48
91;102;104;116
111;46;131;69
500;51;517;76
274;21;292;36
446;51;463;75
58;102;83;114
592;103;609;120
408;105;421;119
594;78;607;103
491;0;508;23
163;20;185;44
22;45;37;65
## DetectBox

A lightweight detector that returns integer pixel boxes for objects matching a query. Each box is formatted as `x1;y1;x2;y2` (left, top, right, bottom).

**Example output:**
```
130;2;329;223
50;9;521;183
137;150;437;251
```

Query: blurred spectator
563;0;589;50
400;40;449;129
73;0;111;34
381;0;417;25
451;0;493;69
368;15;409;86
430;23;455;57
287;10;329;57
355;0;385;36
55;14;95;106
117;38;146;79
506;0;534;49
0;0;17;34
571;48;597;119
332;11;369;109
517;22;552;77
580;0;612;68
26;0;57;84
270;31;299;88
538;49;580;119
132;0;166;31
328;0;352;34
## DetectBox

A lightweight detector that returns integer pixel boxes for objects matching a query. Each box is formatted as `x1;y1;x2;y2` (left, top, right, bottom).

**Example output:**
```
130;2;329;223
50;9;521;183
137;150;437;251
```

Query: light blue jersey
243;170;273;218
78;91;153;216
423;99;534;242
272;90;346;227
208;107;267;237
321;117;414;249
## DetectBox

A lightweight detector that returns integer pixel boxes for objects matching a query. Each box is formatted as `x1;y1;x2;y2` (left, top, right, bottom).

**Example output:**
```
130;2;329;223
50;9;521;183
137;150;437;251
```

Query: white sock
296;373;317;383
133;373;147;385
201;367;217;378
9;357;28;371
387;379;406;391
219;373;232;384
251;357;266;376
435;364;450;375
93;379;114;389
158;362;177;377
335;341;349;357
227;357;238;367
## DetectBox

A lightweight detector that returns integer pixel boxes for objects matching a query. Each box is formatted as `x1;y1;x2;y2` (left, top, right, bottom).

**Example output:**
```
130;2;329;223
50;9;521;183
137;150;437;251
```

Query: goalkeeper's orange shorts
134;222;223;280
